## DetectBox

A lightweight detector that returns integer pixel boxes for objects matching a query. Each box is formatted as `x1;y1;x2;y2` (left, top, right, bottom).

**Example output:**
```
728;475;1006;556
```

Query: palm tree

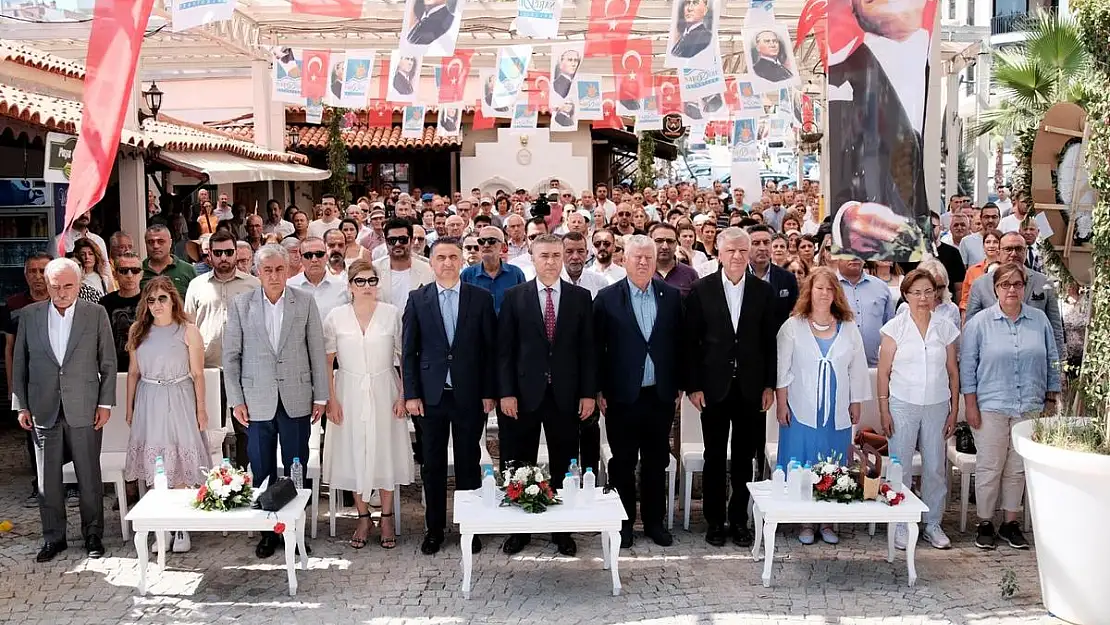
972;12;1093;139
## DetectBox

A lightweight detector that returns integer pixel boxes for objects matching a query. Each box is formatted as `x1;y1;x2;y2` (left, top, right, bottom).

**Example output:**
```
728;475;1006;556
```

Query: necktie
544;287;556;342
443;289;456;346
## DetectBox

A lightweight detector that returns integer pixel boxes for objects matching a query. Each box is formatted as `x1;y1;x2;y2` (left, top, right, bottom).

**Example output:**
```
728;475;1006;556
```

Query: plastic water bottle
221;457;231;470
802;463;814;501
786;457;801;500
482;467;497;507
153;456;168;490
888;456;904;493
772;465;786;499
290;457;304;489
563;472;579;506
581;467;596;504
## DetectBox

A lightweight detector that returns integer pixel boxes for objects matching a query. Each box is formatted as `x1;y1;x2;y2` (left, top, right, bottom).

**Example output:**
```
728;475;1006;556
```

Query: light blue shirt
627;278;657;387
960;303;1061;416
437;282;460;386
837;272;895;366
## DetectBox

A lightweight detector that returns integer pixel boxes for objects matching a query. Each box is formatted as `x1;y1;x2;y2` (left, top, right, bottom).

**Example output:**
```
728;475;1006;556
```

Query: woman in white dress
323;259;413;549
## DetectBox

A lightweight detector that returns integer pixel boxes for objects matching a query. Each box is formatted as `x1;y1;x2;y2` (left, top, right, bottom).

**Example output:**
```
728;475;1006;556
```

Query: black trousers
36;406;103;543
604;387;674;529
503;387;577;489
420;390;485;532
578;411;601;474
700;383;764;527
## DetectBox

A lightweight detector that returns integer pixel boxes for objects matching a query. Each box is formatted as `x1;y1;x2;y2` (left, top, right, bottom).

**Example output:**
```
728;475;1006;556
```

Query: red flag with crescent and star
61;0;156;252
612;38;652;101
472;101;496;130
527;71;551;109
585;0;642;57
367;100;393;127
291;0;364;18
301;49;330;98
656;76;681;115
724;76;741;112
597;92;624;130
438;49;473;103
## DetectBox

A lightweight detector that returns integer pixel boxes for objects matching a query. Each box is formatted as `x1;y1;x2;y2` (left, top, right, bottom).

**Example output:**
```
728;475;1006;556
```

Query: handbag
955;422;977;454
252;477;298;511
852;443;884;500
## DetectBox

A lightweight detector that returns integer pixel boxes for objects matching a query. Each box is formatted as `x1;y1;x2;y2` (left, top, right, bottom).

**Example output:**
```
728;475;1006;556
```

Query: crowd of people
2;179;1073;565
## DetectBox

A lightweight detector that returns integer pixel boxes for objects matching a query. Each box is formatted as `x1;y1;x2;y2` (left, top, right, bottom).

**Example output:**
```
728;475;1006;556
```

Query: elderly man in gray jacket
223;244;329;558
12;257;116;562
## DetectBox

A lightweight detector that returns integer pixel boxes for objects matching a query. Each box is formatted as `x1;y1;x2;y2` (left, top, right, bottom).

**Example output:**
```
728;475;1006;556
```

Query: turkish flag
527;71;551;110
438;49;472;103
291;0;363;18
612;39;652;102
656;76;681;115
301;49;330;98
367;100;394;127
62;0;156;252
800;93;815;128
724;76;741;112
597;92;624;130
585;0;641;57
472;101;495;130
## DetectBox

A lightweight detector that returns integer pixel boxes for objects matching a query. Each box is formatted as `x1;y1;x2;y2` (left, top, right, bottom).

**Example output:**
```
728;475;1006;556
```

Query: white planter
1013;418;1110;625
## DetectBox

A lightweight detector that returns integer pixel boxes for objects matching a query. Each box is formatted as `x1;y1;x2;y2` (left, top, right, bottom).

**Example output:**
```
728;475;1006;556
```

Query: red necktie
544;287;556;341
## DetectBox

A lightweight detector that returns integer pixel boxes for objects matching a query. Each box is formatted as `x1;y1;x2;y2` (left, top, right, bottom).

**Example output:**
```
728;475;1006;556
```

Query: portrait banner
550;99;578;131
730;159;763;201
172;0;234;32
634;95;663;132
479;67;513;118
516;0;564;38
731;116;760;162
273;47;304;104
399;0;466;58
387;50;423;104
575;74;603;120
437;102;462;137
827;0;937;261
549;42;584;104
664;0;720;70
305;97;324;124
338;50;375;108
324;53;346;107
492;45;532;109
679;56;725;100
510;103;539;130
744;22;800;94
402;105;427;138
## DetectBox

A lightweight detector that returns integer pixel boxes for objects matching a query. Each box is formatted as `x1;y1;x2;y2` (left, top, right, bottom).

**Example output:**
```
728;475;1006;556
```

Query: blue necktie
443;289;456;346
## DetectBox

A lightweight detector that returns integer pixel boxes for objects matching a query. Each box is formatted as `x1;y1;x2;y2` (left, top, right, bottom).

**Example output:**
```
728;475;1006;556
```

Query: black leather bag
252;477;298;511
955;422;977;455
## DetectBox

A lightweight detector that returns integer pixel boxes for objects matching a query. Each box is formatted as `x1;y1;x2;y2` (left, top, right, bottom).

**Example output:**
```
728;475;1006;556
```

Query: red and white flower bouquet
812;453;863;503
193;465;253;511
500;463;560;513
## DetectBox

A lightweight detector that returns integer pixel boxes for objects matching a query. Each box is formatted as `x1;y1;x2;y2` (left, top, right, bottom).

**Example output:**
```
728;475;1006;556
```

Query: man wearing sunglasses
373;218;435;311
460;226;525;314
587;229;626;284
99;252;145;370
288;236;350;324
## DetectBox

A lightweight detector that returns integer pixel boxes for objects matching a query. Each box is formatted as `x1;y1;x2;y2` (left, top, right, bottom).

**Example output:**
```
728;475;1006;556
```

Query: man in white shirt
596;184;618;219
373;218;434;310
995;186;1013;217
998;194;1028;234
561;231;608;298
504;214;529;260
55;210;109;272
588;228;627;283
288;236;349;321
960;203;1001;266
308;194;342;239
262;199;294;239
508;218;549;280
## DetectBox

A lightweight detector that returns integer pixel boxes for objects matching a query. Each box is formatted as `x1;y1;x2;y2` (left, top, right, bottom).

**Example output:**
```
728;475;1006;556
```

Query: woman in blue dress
775;266;872;545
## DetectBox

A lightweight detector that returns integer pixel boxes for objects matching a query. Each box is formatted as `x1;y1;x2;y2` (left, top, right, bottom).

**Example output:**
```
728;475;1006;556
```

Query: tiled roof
294;124;460;150
0;40;86;79
141;119;309;163
0;82;147;147
285;104;554;115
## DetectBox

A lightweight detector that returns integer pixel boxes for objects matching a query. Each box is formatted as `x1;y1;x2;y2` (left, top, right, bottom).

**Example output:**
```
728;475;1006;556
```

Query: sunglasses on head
301;251;326;259
146;294;170;305
351;276;379;287
210;249;235;257
117;267;142;275
477;237;502;247
386;235;410;246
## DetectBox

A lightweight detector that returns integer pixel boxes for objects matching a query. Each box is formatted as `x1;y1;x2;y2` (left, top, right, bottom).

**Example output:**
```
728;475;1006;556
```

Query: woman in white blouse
877;268;960;551
895;258;961;331
776;267;871;545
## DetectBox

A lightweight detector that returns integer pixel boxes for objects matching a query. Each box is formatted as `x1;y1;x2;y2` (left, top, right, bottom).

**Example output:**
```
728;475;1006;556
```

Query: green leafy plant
1000;568;1019;599
327;107;350;203
636;131;656;191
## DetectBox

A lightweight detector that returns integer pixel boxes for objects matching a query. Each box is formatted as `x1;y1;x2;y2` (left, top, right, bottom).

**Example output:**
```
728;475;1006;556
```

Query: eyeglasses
210;249;235;257
351;276;379;287
998;281;1026;291
464;245;480;251
477;237;503;247
386;235;410;246
146;294;170;305
593;240;612;248
616;211;632;217
907;288;936;298
1001;245;1027;254
117;267;142;275
653;238;677;246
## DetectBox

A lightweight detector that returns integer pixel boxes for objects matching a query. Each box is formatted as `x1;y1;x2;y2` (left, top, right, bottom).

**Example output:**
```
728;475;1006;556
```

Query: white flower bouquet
811;453;863;504
500;462;559;513
193;465;253;511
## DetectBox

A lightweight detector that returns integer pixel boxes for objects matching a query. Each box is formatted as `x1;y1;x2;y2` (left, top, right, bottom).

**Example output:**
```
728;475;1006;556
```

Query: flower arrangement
812;454;863;504
193;465;253;511
501;463;559;514
878;482;906;506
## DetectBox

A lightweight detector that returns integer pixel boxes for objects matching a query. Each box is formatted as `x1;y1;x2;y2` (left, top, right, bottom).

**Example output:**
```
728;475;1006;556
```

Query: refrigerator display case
0;178;55;300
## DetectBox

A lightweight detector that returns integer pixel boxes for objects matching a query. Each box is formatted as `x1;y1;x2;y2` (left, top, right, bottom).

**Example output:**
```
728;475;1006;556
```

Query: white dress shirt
588;262;626;284
721;271;745;331
48;303;74;365
264;219;295;238
262;290;285;352
287;273;350;322
880;310;960;406
308;217;341;240
509;254;536;280
537;278;561;320
562;268;609;299
999;214;1023;234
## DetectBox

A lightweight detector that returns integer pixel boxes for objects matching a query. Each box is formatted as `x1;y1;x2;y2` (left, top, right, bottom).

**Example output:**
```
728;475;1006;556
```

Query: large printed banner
172;0;234;31
827;0;937;261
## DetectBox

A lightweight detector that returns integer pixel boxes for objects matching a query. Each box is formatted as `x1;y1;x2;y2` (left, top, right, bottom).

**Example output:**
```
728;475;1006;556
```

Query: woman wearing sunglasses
123;276;210;554
322;260;413;550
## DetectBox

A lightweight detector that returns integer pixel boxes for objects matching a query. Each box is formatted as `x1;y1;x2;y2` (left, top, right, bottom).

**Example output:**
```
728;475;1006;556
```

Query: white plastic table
125;488;311;596
452;489;628;597
747;480;929;587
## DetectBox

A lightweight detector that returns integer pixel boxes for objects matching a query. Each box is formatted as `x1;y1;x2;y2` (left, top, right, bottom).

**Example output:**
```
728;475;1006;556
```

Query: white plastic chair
599;414;677;530
328;485;403;538
277;418;322;538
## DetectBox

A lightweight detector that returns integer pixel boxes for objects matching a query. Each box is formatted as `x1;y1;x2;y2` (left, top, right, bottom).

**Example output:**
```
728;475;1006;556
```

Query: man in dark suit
595;235;684;549
751;30;794;83
498;234;596;556
746;224;799;329
403;236;497;555
405;0;456;46
552;48;581;100
685;228;777;547
670;0;713;59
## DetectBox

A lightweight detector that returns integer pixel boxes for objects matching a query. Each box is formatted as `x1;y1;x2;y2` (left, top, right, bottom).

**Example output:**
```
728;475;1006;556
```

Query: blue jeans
247;400;311;491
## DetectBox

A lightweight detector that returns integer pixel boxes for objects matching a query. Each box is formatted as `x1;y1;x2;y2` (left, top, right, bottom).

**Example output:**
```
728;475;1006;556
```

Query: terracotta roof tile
0;82;147;146
291;124;460;151
0;39;86;79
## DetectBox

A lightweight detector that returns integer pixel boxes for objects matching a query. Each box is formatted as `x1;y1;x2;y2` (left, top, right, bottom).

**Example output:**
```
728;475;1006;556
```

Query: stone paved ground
0;425;1065;625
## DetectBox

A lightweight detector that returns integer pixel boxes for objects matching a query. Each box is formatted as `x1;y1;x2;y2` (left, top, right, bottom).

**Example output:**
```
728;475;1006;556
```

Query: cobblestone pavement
0;427;1064;625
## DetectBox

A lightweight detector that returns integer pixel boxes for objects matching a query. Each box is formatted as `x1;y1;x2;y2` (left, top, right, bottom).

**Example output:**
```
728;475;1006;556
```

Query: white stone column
119;71;147;257
975;49;992;203
251;59;285;151
945;70;960;204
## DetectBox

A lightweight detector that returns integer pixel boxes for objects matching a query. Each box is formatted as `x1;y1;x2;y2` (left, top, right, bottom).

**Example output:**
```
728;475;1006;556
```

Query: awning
154;150;330;184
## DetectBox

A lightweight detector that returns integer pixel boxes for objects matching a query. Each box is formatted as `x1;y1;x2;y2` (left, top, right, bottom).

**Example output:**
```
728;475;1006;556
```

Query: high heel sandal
379;512;397;549
350;512;371;549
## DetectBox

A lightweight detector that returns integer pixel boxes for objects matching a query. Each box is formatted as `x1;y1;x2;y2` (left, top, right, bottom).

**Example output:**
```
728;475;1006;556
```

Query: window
949;0;956;19
379;163;410;193
965;65;976;97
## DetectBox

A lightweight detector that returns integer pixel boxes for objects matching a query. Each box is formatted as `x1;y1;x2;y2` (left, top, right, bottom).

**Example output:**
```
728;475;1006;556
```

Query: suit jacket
497;280;597;414
965;269;1066;357
392;72;414;96
12;299;117;428
828;43;929;229
671;23;712;59
402;281;496;408
373;254;435;305
223;286;329;420
406;6;454;45
753;56;793;83
553;73;573;100
554;111;574;127
594;278;684;404
751;263;798;330
685;270;777;406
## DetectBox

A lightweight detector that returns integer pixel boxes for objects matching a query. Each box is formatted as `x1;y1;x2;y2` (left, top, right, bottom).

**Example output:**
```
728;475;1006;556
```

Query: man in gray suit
965;232;1065;357
12;257;116;562
223;244;329;558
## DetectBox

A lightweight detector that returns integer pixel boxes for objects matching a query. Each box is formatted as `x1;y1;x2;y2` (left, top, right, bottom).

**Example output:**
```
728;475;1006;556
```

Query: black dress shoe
84;536;105;559
502;533;531;554
421;531;444;555
644;525;673;547
553;533;577;556
255;534;277;558
705;523;728;547
35;541;67;562
619;528;634;549
730;526;754;547
472;535;482;553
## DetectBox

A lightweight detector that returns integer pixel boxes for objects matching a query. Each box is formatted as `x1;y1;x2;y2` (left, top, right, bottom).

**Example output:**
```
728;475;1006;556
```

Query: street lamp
138;81;163;123
286;126;301;149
